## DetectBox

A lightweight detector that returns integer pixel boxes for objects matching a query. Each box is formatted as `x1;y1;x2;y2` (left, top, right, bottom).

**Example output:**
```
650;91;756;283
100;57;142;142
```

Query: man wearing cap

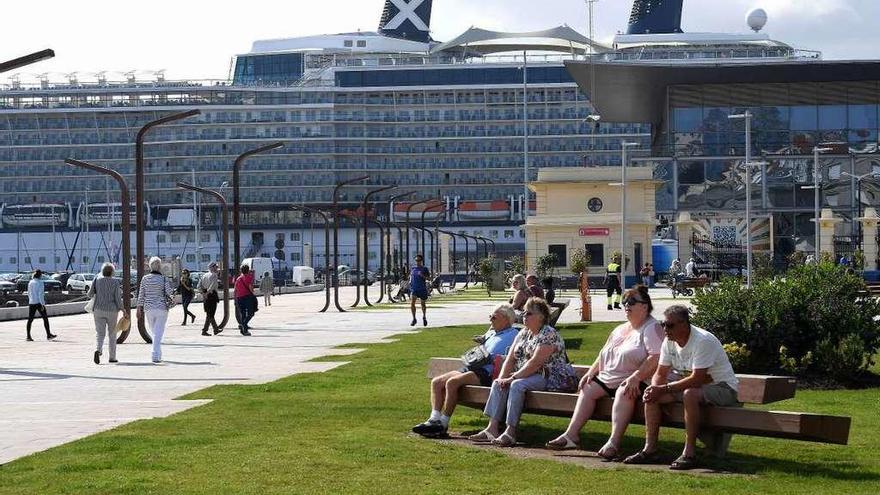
199;262;222;336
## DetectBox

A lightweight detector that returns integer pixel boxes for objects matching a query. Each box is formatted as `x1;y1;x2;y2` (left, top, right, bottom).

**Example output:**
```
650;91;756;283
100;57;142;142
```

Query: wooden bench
428;358;850;454
548;298;571;328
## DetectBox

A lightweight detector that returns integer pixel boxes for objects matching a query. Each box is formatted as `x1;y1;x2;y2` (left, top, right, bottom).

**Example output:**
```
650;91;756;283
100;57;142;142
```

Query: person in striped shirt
137;257;175;363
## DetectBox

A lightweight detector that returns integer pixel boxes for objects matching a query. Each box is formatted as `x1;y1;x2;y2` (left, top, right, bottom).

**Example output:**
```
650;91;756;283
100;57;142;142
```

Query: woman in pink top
234;265;256;335
546;285;663;459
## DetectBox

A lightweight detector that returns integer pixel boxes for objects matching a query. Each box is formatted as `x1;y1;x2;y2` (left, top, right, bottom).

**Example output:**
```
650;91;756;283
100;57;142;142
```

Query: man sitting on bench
411;303;519;438
624;305;739;470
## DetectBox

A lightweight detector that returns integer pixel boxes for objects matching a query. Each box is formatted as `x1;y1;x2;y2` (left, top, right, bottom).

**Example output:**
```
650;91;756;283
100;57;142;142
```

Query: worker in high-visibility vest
605;255;622;310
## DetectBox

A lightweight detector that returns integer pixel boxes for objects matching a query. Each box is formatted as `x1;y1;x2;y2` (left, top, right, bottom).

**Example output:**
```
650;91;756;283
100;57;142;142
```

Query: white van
291;266;314;286
242;257;274;286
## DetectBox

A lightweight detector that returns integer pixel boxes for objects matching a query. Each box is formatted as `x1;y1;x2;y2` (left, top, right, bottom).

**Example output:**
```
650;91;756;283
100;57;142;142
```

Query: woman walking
137;257;175;363
260;271;273;307
178;269;196;326
88;263;123;364
26;270;56;341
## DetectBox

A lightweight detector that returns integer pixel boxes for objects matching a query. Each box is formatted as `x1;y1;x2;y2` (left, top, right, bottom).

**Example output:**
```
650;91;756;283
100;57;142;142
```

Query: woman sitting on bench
470;297;577;447
545;285;663;460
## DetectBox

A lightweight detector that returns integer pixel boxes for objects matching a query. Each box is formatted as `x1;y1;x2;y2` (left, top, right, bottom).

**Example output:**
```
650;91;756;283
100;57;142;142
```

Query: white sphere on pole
747;8;768;32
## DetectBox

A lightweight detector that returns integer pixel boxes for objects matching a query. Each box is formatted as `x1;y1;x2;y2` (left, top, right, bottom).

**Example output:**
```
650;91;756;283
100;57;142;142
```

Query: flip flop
468;430;496;443
545;435;579;451
622;450;661;465
491;433;517;447
669;455;699;470
597;442;620;461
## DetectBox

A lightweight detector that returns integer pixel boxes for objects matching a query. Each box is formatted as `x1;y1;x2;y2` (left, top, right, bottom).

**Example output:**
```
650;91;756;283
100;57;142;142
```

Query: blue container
652;240;679;275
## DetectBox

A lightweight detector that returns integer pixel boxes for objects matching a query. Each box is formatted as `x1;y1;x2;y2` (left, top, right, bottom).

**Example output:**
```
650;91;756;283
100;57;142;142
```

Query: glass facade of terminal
649;81;880;256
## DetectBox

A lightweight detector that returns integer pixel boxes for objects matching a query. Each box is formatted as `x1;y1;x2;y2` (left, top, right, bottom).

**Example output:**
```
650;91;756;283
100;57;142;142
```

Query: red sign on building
579;227;610;237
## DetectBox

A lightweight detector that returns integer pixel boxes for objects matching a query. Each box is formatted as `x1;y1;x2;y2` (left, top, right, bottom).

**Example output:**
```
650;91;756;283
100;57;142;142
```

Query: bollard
580;272;592;322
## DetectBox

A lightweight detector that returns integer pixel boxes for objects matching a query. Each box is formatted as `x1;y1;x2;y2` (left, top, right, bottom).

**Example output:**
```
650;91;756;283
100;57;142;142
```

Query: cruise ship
0;0;817;274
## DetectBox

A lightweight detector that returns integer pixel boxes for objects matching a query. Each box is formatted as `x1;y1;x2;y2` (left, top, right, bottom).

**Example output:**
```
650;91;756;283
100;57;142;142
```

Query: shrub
692;262;880;384
504;255;525;287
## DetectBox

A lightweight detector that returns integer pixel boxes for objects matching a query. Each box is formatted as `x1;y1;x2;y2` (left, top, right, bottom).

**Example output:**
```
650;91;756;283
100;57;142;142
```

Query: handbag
461;345;491;371
84;298;94;313
164;278;177;310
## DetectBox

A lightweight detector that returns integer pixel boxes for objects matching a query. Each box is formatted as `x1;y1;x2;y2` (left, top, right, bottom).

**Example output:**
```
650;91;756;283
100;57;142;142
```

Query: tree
535;253;559;279
505;255;525;286
570;248;590;278
478;256;497;296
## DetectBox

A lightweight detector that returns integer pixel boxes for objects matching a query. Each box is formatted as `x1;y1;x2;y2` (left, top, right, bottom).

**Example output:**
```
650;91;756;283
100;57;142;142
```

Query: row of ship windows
0;126;643;145
2;185;527;205
0;91;588;112
0;88;586;109
0;138;646;161
0;107;596;131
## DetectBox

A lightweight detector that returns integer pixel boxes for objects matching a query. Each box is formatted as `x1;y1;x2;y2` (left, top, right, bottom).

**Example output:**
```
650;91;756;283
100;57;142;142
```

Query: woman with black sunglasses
470;297;576;447
546;285;663;459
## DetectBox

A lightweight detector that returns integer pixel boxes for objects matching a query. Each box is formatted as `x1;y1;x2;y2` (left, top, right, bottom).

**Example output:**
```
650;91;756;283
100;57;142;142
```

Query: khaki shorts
672;382;740;407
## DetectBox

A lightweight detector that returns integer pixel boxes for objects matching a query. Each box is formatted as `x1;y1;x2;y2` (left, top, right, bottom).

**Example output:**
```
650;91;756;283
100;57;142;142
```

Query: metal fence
691;234;747;281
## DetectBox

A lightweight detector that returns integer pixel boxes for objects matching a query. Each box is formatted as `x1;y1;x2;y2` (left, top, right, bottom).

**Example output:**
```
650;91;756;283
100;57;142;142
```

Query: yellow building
526;167;659;282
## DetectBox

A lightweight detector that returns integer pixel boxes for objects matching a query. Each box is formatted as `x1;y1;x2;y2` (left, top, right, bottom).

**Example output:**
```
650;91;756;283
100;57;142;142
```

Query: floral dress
513;325;577;391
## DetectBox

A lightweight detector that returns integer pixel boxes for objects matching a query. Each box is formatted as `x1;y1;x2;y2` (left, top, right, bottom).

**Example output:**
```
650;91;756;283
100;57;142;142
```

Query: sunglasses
622;298;645;307
489;314;497;319
660;320;681;329
524;311;535;317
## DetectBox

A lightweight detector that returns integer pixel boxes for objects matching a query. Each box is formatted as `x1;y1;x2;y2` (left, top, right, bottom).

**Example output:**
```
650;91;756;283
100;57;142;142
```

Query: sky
1;0;878;83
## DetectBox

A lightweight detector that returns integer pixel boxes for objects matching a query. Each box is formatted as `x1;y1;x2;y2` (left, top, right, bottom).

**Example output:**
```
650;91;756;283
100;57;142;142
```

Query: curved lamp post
291;205;332;312
136;109;200;342
177;182;231;330
361;185;396;306
438;229;461;289
332;176;369;312
387;191;416;278
232;142;284;272
1;49;55;73
340;211;364;308
363;217;387;306
420;203;445;273
64;158;139;343
405;199;435;267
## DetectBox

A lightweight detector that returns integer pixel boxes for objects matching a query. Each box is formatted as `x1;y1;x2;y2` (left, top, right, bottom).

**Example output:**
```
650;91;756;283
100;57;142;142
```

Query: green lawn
0;322;877;494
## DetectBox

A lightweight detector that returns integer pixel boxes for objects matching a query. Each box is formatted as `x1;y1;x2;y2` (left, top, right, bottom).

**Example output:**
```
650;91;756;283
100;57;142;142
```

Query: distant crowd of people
23;258;275;365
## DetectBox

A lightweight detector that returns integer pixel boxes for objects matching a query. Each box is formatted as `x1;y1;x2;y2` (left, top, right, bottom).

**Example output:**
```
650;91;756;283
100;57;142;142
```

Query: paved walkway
0;286;690;465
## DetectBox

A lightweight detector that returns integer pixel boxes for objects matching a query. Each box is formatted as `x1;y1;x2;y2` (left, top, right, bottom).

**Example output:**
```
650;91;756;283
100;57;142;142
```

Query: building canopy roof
431;26;610;55
564;59;880;142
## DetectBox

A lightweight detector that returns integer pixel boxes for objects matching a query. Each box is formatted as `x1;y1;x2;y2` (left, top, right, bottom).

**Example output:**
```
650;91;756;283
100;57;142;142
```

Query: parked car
67;273;96;293
0;279;15;294
51;271;75;286
291;266;314;286
16;273;63;293
339;269;376;286
242;257;274;287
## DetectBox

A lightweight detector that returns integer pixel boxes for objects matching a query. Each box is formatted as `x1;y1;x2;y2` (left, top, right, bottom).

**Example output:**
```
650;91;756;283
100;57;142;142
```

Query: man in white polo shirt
623;305;739;470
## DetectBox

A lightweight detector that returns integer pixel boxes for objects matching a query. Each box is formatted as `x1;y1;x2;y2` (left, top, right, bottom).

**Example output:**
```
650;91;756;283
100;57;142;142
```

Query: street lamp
801;146;834;254
232;142;284;272
609;141;640;290
332;176;369;312
728;111;767;289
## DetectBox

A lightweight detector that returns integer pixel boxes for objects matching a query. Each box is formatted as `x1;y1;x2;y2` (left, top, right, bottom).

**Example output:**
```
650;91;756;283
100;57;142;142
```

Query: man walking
199;262;222;336
410;254;430;327
26;270;56;341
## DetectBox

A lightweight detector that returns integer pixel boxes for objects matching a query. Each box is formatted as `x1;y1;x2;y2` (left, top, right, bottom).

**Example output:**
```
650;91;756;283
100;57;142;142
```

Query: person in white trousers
137;257;174;363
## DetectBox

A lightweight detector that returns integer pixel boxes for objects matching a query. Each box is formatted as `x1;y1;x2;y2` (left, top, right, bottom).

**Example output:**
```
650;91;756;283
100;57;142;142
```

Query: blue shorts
412;288;429;301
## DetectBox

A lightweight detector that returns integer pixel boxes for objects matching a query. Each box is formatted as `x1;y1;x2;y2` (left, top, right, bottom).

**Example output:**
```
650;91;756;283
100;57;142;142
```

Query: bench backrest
428;357;796;405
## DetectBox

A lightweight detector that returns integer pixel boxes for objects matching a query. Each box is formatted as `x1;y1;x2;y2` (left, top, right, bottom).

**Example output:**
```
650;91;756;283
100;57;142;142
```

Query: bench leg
699;430;733;458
